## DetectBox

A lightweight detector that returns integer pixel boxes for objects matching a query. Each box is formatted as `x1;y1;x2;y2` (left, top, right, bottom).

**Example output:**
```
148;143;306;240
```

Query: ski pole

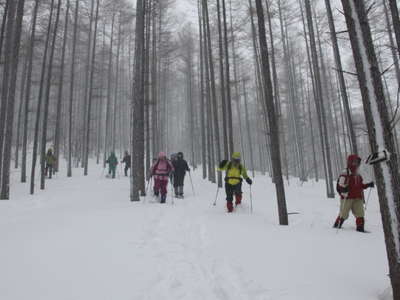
100;168;106;179
249;185;253;214
213;185;220;206
144;177;152;203
170;181;174;205
364;188;373;211
189;172;195;196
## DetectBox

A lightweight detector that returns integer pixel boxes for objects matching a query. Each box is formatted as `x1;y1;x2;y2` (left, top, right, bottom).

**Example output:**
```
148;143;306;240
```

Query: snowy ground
0;162;392;300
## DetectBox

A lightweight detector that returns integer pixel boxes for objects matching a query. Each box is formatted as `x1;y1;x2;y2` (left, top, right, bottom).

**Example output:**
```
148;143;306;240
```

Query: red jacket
337;155;369;199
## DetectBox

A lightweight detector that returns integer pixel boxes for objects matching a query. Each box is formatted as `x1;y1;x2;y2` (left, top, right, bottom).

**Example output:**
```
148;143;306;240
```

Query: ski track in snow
0;163;393;300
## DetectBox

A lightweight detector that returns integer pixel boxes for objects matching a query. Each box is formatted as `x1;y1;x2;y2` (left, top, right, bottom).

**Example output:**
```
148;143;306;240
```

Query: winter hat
177;152;184;158
232;152;241;160
347;154;361;173
158;152;167;159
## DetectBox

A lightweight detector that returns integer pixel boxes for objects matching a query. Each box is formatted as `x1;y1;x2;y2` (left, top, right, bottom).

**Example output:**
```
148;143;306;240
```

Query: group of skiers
148;150;252;211
105;151;132;178
149;152;191;203
104;148;375;231
105;151;192;203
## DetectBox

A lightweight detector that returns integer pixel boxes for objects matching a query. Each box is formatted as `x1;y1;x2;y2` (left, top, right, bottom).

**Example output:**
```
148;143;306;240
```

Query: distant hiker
121;151;131;177
106;152;118;179
170;153;178;162
218;152;253;213
172;152;190;198
333;154;374;232
150;152;174;203
45;149;56;179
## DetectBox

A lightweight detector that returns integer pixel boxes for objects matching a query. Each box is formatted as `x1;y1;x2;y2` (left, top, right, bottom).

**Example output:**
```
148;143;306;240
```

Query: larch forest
1;0;400;299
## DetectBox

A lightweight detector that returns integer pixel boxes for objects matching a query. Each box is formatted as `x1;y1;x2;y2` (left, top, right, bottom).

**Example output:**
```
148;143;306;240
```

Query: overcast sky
172;0;197;24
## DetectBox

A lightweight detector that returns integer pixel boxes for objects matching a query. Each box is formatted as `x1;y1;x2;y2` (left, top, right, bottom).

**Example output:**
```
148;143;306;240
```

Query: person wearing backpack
333;154;374;232
106;152;118;179
172;152;190;198
45;148;56;179
121;151;131;177
218;152;253;213
150;152;174;203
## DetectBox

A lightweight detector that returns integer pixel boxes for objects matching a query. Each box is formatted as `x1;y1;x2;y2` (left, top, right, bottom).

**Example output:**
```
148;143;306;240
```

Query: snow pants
173;174;185;196
225;182;242;203
45;164;54;179
339;198;364;219
154;178;168;196
108;166;116;178
124;165;130;177
173;174;185;188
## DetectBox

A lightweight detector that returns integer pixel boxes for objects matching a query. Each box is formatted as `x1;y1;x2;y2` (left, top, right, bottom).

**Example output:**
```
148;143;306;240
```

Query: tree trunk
388;0;400;61
84;0;100;176
131;0;146;201
203;0;222;187
68;0;79;177
30;0;55;194
304;0;335;198
0;0;25;199
54;0;70;173
21;0;40;183
216;0;229;159
324;0;357;155
40;0;61;190
254;0;288;225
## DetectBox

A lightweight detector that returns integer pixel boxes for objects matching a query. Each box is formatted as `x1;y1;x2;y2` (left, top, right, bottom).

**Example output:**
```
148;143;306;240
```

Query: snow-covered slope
0;163;391;299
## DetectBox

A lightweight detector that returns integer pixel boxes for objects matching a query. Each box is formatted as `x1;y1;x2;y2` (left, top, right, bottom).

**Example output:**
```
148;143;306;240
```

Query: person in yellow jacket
218;152;253;213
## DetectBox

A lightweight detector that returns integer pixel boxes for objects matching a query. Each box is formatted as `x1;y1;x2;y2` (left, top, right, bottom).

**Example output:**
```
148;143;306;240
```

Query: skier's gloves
367;182;375;188
246;178;253;185
219;160;228;168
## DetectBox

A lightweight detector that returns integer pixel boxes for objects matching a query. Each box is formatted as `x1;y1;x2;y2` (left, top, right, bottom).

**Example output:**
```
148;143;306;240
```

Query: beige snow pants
339;198;365;219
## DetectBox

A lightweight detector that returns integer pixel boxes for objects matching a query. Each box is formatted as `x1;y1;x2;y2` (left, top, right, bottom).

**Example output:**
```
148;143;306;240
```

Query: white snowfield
0;163;392;300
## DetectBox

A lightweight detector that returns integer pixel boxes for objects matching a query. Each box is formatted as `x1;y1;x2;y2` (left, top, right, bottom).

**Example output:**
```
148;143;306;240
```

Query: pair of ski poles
143;177;153;203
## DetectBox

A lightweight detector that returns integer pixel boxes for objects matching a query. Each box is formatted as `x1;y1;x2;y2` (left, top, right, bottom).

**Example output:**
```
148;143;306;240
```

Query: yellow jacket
218;161;249;185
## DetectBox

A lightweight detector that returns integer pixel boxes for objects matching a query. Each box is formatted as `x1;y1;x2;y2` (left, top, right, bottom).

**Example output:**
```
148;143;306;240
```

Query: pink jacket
151;159;174;181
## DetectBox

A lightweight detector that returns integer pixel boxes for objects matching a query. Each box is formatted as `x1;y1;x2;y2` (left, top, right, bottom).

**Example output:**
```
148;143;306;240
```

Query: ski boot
227;201;234;213
160;194;167;204
235;194;242;206
333;217;344;229
356;217;365;232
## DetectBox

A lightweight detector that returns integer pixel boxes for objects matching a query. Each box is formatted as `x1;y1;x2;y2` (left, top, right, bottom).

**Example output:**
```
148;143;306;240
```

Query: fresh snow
349;0;400;261
0;162;392;300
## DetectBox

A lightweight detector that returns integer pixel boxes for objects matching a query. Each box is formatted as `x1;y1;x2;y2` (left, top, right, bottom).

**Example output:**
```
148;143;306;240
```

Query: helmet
177;152;184;158
232;152;241;160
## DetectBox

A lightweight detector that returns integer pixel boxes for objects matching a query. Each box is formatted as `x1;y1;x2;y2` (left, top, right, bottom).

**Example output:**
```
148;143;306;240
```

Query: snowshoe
356;226;365;233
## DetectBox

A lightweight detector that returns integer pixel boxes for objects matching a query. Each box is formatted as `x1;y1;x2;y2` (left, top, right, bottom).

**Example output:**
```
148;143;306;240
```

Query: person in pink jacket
150;152;174;203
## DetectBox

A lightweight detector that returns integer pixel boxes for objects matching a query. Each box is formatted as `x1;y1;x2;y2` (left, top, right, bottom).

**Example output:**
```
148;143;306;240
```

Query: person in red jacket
150;152;174;204
333;154;374;232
